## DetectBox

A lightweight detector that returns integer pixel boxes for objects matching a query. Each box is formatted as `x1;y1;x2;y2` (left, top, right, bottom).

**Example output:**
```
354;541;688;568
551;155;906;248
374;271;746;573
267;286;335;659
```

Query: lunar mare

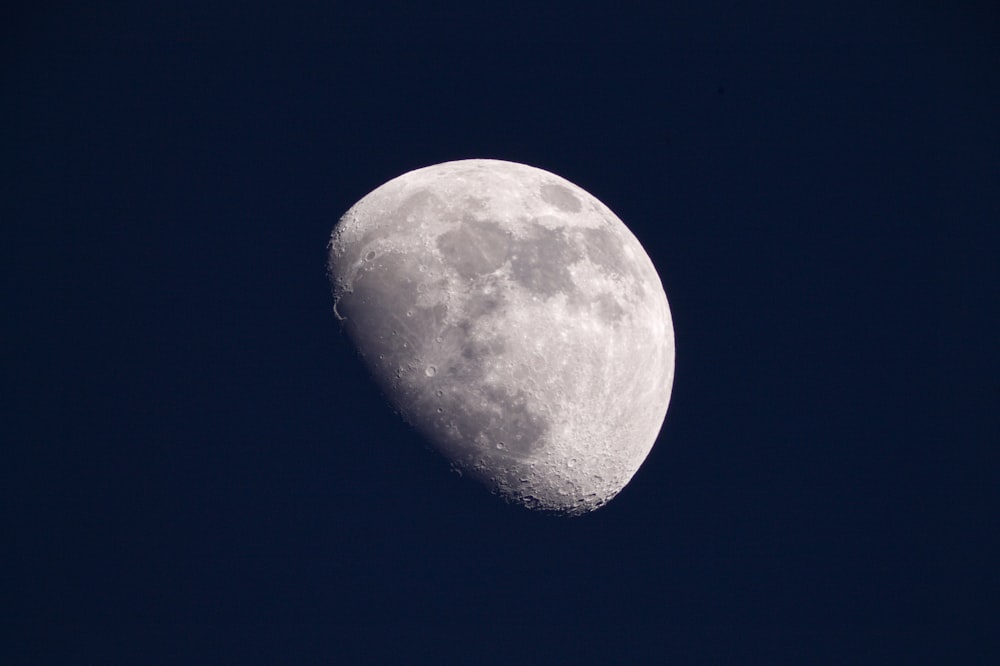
328;159;674;515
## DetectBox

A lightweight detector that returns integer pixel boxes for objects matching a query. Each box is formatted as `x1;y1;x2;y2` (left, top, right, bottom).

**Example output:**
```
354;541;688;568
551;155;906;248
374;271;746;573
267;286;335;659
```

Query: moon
328;159;674;515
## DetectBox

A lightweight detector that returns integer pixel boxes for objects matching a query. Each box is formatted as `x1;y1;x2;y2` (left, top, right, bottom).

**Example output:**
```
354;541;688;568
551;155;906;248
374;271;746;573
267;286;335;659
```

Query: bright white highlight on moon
328;159;675;515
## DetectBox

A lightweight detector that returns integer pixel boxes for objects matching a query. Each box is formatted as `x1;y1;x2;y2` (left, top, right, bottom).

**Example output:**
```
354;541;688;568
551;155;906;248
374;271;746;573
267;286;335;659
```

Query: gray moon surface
328;159;674;515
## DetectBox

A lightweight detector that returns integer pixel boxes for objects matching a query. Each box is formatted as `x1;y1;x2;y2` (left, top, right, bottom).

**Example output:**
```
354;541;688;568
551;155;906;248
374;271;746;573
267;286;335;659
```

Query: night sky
6;2;999;662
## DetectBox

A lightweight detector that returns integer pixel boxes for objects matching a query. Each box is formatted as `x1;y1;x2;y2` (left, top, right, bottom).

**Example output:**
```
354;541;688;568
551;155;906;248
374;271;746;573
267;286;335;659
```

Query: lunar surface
328;159;674;515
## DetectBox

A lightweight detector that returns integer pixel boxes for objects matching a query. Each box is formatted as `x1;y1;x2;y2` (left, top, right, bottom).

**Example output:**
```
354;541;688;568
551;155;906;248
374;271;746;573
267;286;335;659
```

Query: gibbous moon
328;159;674;515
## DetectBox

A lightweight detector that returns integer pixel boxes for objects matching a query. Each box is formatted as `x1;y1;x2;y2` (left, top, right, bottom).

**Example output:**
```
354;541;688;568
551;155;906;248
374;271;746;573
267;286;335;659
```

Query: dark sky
6;2;999;663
